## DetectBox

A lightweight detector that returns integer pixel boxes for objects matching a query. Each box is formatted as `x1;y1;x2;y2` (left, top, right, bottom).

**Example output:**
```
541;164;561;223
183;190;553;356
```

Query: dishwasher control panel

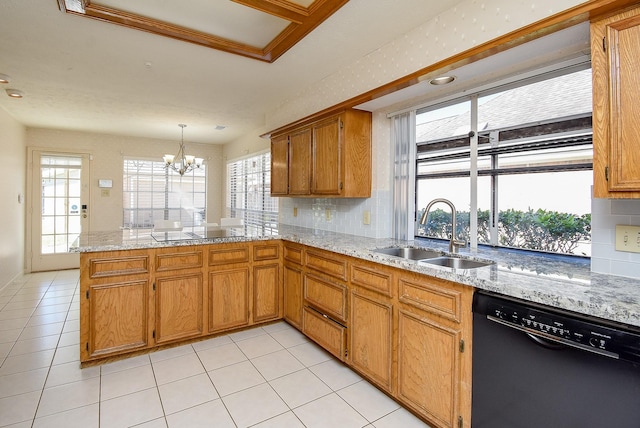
487;302;614;350
474;292;640;363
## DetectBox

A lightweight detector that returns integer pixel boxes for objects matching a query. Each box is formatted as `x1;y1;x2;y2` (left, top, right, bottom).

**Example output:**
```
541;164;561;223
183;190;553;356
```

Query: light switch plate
615;225;640;253
363;210;371;225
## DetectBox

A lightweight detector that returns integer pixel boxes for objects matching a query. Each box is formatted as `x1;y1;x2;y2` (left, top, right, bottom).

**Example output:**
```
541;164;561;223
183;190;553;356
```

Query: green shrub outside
417;208;591;256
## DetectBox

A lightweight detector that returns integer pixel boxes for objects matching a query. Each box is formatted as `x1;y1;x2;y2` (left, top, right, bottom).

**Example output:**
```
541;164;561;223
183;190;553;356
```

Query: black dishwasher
472;291;640;428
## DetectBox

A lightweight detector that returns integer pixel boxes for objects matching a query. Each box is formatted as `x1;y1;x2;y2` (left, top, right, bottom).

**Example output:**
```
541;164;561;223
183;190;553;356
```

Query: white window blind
123;159;206;228
227;152;278;232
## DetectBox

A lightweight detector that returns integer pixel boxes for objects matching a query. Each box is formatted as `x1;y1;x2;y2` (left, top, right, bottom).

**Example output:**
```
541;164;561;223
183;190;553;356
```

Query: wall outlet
363;210;371;225
615;225;640;253
325;209;332;221
293;207;298;217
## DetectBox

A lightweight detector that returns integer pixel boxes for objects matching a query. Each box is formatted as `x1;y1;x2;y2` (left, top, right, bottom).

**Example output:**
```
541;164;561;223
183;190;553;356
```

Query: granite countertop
73;224;640;328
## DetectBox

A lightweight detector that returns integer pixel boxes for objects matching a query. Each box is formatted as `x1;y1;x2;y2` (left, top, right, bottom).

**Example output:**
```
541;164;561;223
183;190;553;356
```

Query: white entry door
30;151;90;271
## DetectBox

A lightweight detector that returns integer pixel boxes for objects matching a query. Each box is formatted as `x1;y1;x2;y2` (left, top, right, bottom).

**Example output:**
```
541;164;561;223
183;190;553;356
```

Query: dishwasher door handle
525;332;566;350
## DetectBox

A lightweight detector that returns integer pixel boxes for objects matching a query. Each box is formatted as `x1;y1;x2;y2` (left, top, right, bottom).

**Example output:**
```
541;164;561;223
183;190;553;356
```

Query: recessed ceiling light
6;89;24;98
0;74;10;84
429;76;456;85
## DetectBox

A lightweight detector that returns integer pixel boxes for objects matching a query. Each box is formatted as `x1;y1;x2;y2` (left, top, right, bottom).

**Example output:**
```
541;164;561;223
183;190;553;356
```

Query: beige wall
26;128;225;233
0;108;26;287
223;125;270;163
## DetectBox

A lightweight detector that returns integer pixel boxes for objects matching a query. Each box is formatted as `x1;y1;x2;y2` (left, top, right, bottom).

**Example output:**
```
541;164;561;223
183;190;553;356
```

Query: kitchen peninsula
75;225;640;326
74;224;640;428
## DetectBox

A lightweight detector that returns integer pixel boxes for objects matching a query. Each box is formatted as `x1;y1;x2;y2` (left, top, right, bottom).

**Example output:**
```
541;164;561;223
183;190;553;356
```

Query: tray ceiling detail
55;0;348;62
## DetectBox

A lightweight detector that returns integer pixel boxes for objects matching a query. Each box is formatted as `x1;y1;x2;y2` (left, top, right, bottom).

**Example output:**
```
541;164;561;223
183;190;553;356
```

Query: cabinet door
350;291;393;392
312;115;342;195
253;263;281;322
85;280;150;359
271;134;289;195
397;309;461;428
592;7;640;197
289;127;312;195
208;268;250;332
155;273;203;344
284;264;303;329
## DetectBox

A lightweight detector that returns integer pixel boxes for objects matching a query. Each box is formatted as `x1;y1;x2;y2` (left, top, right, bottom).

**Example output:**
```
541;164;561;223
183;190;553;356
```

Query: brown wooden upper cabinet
270;134;289;196
289;127;313;195
270;109;372;198
591;5;640;198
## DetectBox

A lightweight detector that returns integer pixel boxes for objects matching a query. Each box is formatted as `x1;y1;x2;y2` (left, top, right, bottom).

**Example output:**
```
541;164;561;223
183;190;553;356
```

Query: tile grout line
192;339;241;428
28;277;80;426
2;273;428;428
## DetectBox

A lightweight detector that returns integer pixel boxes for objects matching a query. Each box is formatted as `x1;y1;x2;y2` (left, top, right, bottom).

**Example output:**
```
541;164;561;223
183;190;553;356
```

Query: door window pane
40;155;83;254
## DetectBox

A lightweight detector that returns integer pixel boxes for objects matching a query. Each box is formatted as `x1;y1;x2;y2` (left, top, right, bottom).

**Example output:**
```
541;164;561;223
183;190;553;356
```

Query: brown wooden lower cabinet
153;246;206;344
84;279;150;360
397;308;463;428
394;272;473;428
80;241;281;364
283;264;303;328
349;289;393;392
155;273;203;344
253;263;281;322
208;267;250;333
80;240;473;427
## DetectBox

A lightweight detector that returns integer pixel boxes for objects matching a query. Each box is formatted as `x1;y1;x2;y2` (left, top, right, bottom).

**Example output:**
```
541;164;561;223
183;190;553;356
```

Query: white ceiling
0;0;463;144
355;22;591;113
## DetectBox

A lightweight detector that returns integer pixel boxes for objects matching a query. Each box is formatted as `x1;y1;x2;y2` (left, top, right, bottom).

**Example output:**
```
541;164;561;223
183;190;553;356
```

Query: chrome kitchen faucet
419;198;466;253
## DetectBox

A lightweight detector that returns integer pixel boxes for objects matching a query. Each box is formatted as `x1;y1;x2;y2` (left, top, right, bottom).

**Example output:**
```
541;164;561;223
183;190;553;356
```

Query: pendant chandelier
163;124;203;176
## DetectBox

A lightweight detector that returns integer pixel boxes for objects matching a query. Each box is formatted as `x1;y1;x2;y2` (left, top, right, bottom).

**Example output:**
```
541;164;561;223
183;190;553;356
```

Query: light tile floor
0;270;431;428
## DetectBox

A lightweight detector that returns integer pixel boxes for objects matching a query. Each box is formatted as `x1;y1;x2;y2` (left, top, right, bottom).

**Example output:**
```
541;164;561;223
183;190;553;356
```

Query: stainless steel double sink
372;247;493;270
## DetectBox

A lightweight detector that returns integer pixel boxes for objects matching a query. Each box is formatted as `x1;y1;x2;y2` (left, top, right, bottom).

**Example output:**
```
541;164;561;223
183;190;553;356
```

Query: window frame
226;151;278;234
122;157;207;229
412;65;593;256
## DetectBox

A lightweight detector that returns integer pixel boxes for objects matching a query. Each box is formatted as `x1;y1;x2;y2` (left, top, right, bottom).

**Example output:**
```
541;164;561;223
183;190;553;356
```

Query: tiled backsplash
591;197;640;279
279;190;393;239
280;189;640;279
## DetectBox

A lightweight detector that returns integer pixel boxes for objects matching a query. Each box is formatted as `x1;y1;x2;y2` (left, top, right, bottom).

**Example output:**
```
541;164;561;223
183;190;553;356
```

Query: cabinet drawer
88;255;150;279
303;307;346;361
350;263;393;297
254;243;280;261
398;276;462;323
284;244;303;265
304;274;347;322
155;250;203;272
305;250;347;281
208;245;250;266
